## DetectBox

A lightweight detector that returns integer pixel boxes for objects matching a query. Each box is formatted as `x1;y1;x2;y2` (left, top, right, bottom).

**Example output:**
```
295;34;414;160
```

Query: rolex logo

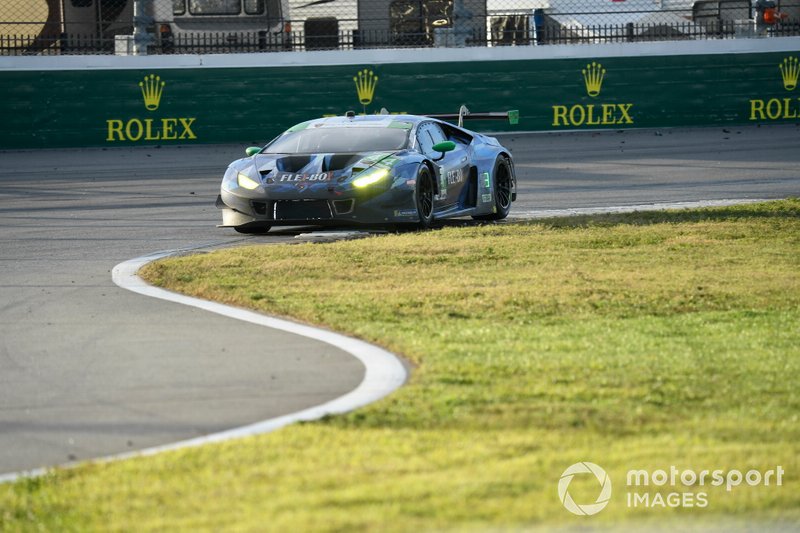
139;74;165;111
106;73;196;143
779;56;798;91
582;62;606;98
353;69;378;109
552;61;633;128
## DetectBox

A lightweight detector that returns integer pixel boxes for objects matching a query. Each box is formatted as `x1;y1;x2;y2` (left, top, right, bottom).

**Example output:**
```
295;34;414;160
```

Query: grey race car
217;107;518;233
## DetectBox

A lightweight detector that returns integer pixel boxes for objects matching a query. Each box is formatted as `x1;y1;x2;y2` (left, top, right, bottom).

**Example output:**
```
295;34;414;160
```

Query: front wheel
415;164;435;229
473;156;512;221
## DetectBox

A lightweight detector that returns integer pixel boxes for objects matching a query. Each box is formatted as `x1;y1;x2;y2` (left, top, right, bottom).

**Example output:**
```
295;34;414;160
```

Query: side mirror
432;141;456;153
431;140;456;161
245;146;261;157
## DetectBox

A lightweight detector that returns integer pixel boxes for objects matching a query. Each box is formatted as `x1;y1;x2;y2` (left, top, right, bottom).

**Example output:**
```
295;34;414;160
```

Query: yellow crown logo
582;62;606;97
779;56;798;91
353;69;378;109
139;74;165;111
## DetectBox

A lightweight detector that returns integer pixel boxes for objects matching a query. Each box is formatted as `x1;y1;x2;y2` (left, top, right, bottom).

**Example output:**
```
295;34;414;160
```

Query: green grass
2;200;799;531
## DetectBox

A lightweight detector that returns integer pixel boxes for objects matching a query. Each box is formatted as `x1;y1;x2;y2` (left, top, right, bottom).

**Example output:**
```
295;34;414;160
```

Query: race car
216;107;518;233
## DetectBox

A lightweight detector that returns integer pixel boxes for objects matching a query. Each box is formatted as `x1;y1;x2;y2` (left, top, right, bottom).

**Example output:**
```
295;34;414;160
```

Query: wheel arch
420;159;439;196
496;151;516;200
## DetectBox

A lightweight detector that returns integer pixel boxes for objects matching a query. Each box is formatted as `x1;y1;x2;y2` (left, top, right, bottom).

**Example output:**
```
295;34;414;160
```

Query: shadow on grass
533;198;800;229
238;199;799;237
385;199;800;234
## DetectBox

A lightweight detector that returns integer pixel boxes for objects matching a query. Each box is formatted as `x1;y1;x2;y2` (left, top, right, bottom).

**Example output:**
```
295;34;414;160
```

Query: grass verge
2;200;799;531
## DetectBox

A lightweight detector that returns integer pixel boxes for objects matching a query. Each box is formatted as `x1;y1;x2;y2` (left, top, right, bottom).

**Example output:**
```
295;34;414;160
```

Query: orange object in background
763;6;789;23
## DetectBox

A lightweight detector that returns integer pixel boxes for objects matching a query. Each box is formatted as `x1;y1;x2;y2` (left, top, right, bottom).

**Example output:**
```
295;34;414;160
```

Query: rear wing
427;105;520;128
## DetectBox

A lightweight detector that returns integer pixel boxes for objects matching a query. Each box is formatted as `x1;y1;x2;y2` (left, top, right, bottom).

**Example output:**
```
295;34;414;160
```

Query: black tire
415;164;435;229
473;156;513;221
234;223;272;234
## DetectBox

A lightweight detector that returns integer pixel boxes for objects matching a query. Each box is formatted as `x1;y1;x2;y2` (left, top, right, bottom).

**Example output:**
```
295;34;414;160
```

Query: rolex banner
0;50;798;149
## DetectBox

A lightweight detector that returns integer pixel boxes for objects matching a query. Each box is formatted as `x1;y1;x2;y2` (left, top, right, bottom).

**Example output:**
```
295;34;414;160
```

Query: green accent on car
483;172;490;188
245;146;261;157
432;140;456;153
388;120;413;129
374;155;400;169
287;120;313;132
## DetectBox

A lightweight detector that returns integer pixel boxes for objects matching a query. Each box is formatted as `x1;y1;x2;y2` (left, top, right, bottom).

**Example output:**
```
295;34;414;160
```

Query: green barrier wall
1;48;799;149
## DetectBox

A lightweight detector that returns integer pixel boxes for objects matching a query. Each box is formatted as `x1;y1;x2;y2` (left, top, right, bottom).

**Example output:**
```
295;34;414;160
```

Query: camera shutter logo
558;462;612;516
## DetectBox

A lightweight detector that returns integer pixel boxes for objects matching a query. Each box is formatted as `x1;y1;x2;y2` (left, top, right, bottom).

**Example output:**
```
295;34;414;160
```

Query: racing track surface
1;124;799;476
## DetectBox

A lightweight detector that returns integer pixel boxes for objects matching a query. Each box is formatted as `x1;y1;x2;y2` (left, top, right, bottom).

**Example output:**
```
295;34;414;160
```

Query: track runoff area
0;123;798;530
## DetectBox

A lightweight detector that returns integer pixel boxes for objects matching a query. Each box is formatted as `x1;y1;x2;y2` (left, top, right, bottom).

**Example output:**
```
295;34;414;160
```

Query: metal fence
2;0;799;55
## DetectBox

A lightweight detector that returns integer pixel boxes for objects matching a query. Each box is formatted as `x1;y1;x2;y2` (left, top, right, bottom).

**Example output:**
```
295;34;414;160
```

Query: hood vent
323;153;362;172
271;152;392;174
276;156;312;173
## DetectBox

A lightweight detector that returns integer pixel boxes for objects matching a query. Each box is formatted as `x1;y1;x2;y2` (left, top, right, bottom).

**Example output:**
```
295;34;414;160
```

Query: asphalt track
1;124;799;476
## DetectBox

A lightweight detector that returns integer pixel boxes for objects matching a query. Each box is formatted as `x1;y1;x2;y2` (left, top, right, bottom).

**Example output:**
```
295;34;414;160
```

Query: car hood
250;150;398;178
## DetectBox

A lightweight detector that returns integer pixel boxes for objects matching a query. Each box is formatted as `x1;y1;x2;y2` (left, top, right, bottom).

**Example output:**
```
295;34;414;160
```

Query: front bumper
217;186;420;227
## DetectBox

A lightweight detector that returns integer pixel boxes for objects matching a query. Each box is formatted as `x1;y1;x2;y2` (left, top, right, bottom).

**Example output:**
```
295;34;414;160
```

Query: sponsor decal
433;167;465;199
446;168;464;185
437;173;448;200
354;69;378;112
323;68;407;117
393;208;418;217
583;61;605;97
780;56;799;90
140;74;165;111
278;172;333;183
749;56;800;121
481;193;493;203
552;62;634;128
106;74;197;143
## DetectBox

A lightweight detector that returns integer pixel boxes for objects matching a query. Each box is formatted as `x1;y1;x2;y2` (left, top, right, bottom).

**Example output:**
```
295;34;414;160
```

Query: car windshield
265;126;410;154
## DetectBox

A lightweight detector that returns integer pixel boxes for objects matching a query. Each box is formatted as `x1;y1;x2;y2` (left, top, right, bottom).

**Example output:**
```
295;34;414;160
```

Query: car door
416;121;469;208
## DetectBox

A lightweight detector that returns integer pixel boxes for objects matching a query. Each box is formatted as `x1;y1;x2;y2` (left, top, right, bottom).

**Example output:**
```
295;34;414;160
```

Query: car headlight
352;167;389;188
237;172;261;190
